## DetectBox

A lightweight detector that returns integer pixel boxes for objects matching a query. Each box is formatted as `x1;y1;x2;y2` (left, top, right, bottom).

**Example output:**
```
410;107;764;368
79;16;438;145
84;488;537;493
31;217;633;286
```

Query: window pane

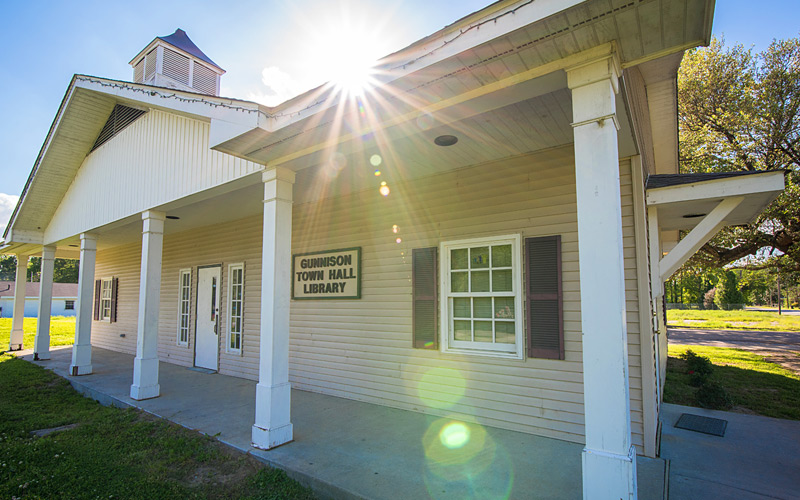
453;298;470;318
452;272;469;292
492;244;512;267
474;321;493;342
471;271;489;292
451;249;468;270
473;297;492;318
494;297;515;319
496;322;515;344
492;270;512;292
470;247;489;269
454;320;471;341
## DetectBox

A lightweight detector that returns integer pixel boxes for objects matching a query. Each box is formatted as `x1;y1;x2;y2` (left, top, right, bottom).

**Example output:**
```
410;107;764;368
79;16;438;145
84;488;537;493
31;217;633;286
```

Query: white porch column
33;246;56;360
252;167;295;450
130;210;165;400
70;233;97;376
8;253;29;350
567;51;637;499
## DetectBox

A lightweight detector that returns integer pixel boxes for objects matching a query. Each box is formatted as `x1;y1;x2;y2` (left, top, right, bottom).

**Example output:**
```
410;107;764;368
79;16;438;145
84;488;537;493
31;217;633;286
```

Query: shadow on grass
665;355;800;420
0;354;315;499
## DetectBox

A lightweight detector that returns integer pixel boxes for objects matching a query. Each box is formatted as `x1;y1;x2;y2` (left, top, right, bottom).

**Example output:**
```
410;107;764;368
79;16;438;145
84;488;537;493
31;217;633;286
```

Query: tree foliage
679;36;800;271
0;255;79;283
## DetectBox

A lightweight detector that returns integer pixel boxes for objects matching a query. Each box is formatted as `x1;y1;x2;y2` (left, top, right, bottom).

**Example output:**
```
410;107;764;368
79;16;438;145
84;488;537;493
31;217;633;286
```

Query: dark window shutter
94;279;101;320
110;277;119;323
412;247;438;349
526;236;563;360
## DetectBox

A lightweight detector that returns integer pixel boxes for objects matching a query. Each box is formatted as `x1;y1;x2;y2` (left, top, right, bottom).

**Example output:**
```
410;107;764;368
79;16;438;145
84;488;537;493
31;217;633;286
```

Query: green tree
714;270;745;310
0;255;15;281
679;36;800;270
0;255;78;283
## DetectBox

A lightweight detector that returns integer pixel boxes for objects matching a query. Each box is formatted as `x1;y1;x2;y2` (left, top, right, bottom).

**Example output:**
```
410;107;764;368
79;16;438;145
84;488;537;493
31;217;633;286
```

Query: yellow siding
290;147;644;447
90;146;645;447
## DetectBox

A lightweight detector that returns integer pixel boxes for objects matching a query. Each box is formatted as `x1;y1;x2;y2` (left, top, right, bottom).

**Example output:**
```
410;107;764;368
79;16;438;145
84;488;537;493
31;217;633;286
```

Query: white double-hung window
440;234;523;359
99;278;113;321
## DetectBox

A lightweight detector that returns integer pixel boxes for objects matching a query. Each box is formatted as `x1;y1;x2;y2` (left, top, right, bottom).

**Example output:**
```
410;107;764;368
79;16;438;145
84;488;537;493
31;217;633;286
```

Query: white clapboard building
2;2;785;496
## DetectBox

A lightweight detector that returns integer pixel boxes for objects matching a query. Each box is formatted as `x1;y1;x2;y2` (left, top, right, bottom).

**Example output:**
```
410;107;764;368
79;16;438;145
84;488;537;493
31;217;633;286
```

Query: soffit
218;0;714;170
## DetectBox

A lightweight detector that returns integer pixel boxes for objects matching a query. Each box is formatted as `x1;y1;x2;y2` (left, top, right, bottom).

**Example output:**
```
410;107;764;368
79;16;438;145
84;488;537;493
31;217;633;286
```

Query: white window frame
99;278;113;321
439;234;524;359
227;263;244;354
177;269;191;346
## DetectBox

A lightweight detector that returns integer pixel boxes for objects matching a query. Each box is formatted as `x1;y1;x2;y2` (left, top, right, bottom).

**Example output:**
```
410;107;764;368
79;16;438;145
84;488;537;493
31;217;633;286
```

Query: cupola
129;29;225;96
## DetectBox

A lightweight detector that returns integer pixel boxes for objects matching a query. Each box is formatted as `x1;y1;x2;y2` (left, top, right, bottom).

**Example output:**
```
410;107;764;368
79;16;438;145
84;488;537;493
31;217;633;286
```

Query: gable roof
157;29;222;70
0;281;78;298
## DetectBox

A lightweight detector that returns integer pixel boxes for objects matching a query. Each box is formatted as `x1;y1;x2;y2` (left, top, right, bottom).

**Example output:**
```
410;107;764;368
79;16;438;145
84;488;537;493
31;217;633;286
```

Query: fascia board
3;77;80;241
646;171;786;206
73;77;263;127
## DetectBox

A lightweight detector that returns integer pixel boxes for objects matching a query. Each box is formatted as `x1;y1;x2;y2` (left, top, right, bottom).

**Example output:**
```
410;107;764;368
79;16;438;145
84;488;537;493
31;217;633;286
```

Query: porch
21;345;667;499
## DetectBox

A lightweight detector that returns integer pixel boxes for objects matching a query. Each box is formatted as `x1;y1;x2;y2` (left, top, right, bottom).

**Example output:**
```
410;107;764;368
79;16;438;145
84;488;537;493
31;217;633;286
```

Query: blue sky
1;0;797;233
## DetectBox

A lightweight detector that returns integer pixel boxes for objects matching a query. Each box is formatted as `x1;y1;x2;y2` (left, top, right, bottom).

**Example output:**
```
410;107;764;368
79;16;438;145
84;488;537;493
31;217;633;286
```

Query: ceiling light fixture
434;135;458;147
682;213;706;219
166;215;180;220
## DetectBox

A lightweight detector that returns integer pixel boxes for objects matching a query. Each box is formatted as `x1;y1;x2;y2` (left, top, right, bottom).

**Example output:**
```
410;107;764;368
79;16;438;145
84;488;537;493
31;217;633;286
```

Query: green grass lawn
0;317;76;350
0;353;315;499
667;309;800;331
664;344;800;420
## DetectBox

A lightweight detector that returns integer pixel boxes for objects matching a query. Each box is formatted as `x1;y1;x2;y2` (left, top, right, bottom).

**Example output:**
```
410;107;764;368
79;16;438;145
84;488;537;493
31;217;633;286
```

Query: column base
582;445;637;499
130;383;161;400
252;422;293;450
69;364;93;376
131;356;160;400
9;328;24;351
33;352;51;361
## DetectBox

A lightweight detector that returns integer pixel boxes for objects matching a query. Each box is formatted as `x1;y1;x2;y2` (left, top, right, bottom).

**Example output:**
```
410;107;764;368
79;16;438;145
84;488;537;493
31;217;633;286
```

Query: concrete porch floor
21;346;666;499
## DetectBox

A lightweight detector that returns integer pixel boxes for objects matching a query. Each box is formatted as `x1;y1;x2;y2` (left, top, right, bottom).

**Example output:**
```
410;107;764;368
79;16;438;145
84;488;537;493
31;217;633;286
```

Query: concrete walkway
660;403;800;499
19;346;667;499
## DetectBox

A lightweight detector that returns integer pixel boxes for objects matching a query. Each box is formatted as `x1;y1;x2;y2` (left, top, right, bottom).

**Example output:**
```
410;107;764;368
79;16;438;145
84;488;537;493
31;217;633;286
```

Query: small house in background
0;281;78;318
0;2;787;497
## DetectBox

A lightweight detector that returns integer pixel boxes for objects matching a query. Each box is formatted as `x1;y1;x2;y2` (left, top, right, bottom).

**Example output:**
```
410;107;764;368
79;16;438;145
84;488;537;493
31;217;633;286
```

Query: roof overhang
646;171;786;231
647;170;786;282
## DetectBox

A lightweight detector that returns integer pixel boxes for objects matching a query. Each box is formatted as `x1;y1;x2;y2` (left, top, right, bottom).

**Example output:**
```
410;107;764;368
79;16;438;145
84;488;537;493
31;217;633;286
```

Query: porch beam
8;253;29;351
252;167;296;450
131;210;166;400
658;196;744;283
33;246;56;360
567;50;637;498
70;233;97;376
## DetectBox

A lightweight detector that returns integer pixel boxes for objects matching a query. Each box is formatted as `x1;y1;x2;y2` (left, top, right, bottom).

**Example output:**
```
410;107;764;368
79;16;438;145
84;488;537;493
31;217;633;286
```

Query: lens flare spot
374;170;381;176
440;422;470;449
422;419;514;500
417;112;435;131
417;367;466;409
396;237;402;244
392;225;399;233
379;184;390;196
370;154;382;167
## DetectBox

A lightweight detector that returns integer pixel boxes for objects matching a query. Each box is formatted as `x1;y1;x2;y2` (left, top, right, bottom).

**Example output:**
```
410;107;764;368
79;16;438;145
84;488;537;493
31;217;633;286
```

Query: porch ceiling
215;0;715;172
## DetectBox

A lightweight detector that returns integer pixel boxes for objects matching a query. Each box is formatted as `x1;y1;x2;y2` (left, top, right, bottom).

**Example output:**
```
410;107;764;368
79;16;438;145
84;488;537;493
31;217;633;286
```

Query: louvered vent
163;48;190;85
133;59;144;83
192;62;217;95
91;105;146;152
144;49;157;82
